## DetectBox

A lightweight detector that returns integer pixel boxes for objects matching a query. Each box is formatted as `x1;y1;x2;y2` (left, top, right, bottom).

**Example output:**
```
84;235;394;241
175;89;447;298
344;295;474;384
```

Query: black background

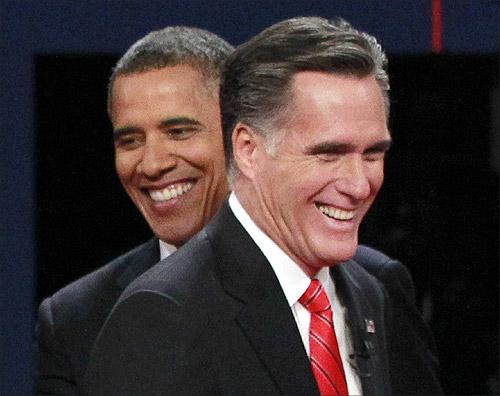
36;54;498;394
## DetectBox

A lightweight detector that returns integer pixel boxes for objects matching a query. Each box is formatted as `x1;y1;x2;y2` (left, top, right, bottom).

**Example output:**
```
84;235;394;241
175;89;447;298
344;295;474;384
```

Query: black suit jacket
35;238;160;395
84;204;442;395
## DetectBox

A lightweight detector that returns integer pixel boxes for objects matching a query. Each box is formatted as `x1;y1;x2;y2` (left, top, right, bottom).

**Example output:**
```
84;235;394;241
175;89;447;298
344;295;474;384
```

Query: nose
334;156;371;200
137;137;177;178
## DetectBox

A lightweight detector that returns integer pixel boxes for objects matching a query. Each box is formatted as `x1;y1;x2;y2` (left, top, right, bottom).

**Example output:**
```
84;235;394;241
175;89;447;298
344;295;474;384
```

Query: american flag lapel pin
364;319;376;334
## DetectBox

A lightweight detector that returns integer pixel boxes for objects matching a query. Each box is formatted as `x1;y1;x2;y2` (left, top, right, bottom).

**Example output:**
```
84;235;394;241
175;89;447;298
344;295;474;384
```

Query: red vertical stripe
432;0;443;53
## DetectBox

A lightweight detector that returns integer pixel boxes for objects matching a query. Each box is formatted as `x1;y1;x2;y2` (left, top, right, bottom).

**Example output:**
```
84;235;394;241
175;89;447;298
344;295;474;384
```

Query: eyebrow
113;117;203;140
159;117;202;128
364;139;393;153
305;139;392;155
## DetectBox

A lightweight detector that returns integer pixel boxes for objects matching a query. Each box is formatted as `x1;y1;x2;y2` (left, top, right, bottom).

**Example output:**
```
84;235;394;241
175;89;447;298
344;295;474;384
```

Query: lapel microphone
348;328;375;377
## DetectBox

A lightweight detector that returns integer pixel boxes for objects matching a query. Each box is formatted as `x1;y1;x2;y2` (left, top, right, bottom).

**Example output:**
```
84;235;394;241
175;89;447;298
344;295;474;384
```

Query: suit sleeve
378;260;443;395
34;298;78;396
83;291;214;396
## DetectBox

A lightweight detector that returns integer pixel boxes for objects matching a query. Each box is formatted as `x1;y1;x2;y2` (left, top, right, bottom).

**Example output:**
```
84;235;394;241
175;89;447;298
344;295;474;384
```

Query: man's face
110;65;228;246
247;72;391;275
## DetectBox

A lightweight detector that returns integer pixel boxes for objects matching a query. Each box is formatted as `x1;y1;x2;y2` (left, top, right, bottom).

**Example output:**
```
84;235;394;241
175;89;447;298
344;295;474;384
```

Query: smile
317;204;355;221
148;182;193;202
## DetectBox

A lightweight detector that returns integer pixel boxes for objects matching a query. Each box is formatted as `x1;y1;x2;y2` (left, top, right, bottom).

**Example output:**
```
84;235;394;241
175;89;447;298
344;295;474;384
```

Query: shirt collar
229;193;331;307
159;239;177;260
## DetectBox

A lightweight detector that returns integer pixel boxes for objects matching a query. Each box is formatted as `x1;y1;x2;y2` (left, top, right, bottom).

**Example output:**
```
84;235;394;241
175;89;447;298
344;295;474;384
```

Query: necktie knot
299;279;331;313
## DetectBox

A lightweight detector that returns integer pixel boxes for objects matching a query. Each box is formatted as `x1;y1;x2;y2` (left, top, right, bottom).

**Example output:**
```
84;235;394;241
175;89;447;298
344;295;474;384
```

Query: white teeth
150;191;163;201
318;205;355;221
149;182;193;202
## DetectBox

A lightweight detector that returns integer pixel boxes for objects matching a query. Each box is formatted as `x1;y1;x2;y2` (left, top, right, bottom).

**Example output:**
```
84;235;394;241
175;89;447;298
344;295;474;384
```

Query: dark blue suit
35;238;159;395
84;204;442;395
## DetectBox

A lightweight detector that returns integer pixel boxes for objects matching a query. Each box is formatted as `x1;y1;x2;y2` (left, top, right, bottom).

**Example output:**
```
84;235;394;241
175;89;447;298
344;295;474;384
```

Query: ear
232;122;262;180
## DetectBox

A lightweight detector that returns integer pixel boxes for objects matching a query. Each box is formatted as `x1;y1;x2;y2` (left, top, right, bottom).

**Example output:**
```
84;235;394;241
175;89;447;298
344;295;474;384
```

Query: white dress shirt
159;240;176;260
229;193;362;395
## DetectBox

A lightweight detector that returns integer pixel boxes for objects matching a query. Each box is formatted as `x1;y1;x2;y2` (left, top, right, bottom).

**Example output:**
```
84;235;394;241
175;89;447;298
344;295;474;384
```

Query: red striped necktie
299;279;349;396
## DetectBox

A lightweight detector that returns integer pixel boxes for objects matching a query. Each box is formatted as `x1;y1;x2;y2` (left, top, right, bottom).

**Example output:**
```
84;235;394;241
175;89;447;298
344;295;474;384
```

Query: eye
363;151;386;162
114;133;143;149
166;127;199;140
315;152;341;162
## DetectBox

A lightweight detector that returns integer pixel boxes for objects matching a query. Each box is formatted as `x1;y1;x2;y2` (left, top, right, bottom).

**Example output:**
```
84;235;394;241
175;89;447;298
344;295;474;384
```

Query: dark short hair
220;16;390;177
108;26;234;113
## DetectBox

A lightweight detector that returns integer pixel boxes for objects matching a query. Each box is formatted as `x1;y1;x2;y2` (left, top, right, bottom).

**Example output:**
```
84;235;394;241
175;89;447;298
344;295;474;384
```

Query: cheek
115;153;136;183
290;166;327;199
184;134;225;169
367;166;385;196
274;172;314;214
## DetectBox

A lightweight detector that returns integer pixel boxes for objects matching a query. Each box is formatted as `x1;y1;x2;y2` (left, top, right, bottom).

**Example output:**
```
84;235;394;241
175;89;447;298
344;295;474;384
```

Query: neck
233;182;321;278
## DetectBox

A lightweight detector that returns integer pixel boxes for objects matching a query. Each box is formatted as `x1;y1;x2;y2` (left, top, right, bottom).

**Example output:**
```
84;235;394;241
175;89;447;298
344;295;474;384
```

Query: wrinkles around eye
166;127;199;140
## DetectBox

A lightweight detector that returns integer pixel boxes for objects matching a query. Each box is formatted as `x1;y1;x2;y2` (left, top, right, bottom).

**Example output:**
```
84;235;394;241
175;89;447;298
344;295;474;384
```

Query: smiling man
111;63;228;247
85;18;442;395
234;71;392;274
35;27;233;395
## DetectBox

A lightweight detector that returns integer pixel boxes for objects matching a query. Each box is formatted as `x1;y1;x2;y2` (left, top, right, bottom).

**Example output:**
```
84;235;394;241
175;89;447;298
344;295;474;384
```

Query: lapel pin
364;319;376;334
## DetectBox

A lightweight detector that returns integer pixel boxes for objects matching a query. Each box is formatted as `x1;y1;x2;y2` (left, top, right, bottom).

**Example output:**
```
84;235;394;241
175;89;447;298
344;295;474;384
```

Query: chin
325;241;358;265
154;222;202;247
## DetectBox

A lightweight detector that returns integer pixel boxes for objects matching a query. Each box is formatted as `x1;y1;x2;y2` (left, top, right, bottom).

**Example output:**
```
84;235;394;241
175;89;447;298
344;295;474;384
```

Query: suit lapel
234;265;319;395
331;261;391;396
207;204;319;395
116;238;160;290
206;204;392;395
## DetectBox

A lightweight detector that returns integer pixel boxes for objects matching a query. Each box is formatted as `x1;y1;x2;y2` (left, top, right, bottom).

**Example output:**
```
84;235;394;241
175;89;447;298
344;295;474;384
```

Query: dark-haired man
85;17;442;396
35;26;233;395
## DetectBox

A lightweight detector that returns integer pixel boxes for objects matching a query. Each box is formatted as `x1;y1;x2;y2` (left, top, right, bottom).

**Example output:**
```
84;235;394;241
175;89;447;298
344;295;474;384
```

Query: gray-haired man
85;17;442;396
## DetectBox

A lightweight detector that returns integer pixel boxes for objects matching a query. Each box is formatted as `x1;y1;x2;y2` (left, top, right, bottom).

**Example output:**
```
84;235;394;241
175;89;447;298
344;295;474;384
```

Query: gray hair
220;17;390;180
108;26;234;113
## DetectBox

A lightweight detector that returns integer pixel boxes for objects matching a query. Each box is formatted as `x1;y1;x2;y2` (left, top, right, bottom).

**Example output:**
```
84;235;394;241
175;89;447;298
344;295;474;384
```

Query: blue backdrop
1;0;498;393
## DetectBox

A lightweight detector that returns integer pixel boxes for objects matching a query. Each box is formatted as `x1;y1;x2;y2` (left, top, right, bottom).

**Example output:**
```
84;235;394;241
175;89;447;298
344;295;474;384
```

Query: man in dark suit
34;27;233;395
84;17;442;395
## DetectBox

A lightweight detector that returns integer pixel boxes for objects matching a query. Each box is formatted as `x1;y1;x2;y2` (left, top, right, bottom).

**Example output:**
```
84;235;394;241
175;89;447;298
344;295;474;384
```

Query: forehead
289;71;383;108
278;71;389;144
112;65;212;99
110;65;218;124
